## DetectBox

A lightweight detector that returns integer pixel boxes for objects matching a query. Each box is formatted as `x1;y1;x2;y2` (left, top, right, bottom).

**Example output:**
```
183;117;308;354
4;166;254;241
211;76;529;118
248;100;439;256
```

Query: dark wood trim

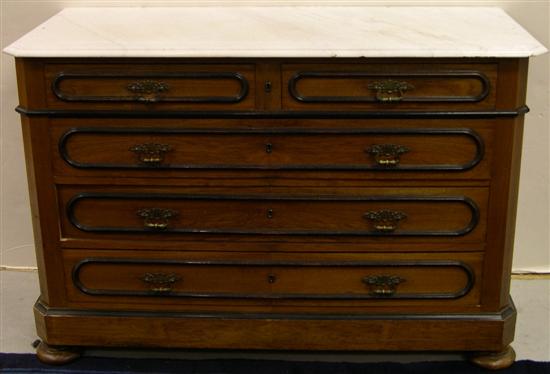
15;106;530;118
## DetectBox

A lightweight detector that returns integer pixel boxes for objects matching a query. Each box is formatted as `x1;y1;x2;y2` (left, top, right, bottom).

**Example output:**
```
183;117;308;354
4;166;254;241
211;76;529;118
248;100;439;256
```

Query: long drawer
58;186;488;246
57;128;485;171
50;120;493;180
62;250;483;311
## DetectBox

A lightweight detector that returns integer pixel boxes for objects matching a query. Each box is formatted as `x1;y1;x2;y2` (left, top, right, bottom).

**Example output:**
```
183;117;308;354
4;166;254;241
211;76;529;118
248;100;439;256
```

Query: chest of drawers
5;7;546;369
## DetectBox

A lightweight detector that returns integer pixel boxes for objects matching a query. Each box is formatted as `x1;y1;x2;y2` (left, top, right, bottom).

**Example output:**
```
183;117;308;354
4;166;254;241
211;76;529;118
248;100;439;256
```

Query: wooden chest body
14;57;527;365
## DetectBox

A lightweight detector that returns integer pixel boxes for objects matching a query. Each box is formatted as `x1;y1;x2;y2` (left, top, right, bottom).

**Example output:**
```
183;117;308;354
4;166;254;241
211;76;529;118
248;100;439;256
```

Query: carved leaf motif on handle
364;209;407;232
126;80;170;102
141;272;181;293
367;79;414;102
362;275;406;296
129;143;172;165
137;208;179;230
365;144;410;167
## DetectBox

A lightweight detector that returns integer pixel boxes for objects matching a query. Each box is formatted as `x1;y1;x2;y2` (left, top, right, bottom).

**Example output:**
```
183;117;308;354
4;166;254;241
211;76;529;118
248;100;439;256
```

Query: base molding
35;299;516;352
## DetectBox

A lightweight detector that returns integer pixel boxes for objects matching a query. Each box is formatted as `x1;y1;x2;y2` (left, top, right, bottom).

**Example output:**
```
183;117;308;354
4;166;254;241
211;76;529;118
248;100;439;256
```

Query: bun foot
36;341;81;365
469;346;516;370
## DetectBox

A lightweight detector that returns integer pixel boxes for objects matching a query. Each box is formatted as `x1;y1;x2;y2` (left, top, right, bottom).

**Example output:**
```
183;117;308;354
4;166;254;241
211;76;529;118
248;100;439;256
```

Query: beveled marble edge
5;49;549;58
3;7;548;58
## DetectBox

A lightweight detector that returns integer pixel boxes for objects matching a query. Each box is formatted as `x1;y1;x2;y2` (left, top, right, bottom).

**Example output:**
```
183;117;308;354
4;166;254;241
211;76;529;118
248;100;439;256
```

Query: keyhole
267;208;274;219
267;274;277;283
265;143;273;154
264;80;272;93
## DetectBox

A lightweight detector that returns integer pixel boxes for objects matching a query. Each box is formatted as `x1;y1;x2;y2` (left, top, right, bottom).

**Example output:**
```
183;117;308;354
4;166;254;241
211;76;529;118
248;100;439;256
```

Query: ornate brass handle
141;272;181;293
364;209;407;232
365;144;410;167
127;80;169;102
137;208;178;230
129;143;172;165
367;79;414;102
362;275;405;296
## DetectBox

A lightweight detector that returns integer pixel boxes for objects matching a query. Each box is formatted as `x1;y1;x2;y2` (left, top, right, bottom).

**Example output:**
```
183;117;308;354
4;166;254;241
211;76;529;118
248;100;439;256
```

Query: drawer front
59;187;488;243
55;127;487;176
73;260;474;299
282;63;497;111
44;63;255;110
63;250;482;309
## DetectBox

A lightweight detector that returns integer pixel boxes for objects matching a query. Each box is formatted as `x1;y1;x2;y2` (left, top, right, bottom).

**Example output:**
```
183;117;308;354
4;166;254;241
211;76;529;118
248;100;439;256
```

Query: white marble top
3;7;547;58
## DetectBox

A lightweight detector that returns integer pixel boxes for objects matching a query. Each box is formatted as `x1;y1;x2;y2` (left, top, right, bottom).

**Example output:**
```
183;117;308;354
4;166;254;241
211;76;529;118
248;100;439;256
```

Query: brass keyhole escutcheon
265;143;273;154
267;208;274;219
267;274;277;284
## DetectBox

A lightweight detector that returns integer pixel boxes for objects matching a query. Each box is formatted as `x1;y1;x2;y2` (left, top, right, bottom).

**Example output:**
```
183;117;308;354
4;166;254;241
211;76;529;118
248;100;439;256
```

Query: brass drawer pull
129;143;172;165
362;275;405;296
364;209;407;232
137;208;178;230
127;80;169;102
365;144;410;167
367;79;414;102
141;272;181;293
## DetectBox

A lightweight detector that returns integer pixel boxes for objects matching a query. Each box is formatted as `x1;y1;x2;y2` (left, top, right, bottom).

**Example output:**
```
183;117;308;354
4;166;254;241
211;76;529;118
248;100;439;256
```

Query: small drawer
54;126;488;177
63;250;482;308
282;63;497;111
59;186;488;244
44;63;255;110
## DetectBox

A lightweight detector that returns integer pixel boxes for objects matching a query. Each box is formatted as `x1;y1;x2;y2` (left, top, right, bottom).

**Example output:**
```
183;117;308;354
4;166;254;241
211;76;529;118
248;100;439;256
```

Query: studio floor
0;269;548;362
